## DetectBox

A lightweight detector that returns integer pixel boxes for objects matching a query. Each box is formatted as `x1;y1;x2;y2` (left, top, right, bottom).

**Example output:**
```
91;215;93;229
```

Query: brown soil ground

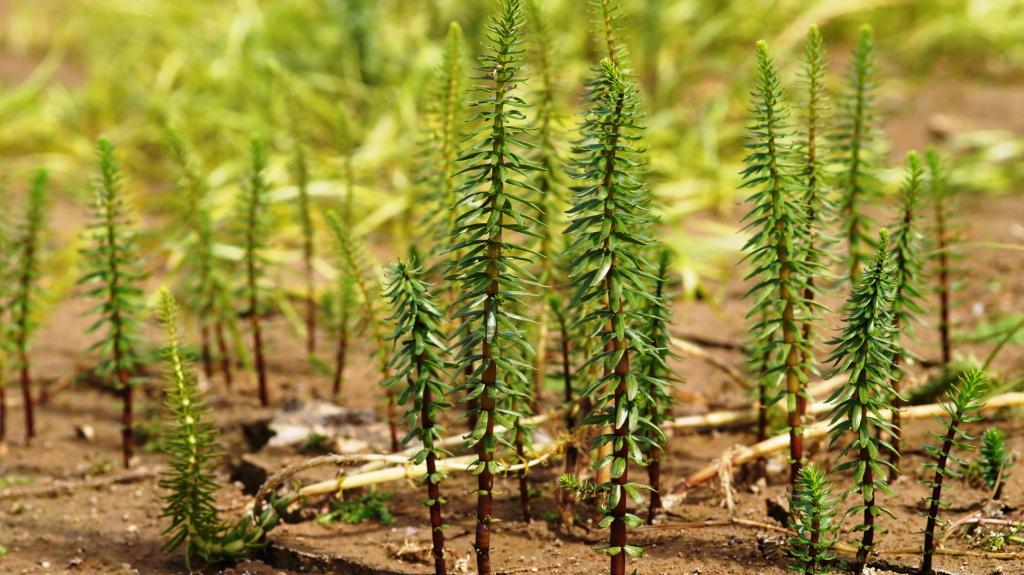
2;93;1024;574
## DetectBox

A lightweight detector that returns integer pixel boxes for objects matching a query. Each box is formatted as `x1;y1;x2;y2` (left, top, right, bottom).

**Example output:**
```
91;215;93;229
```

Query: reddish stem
19;352;34;441
199;322;214;380
854;404;875;574
332;311;348;400
921;419;960;574
516;420;531;523
0;386;5;441
305;253;316;355
420;374;447;575
646;452;662;524
935;199;951;366
119;367;133;468
214;320;233;389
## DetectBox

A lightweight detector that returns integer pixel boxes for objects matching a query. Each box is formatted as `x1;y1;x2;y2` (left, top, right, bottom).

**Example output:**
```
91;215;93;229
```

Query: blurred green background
1;0;1022;296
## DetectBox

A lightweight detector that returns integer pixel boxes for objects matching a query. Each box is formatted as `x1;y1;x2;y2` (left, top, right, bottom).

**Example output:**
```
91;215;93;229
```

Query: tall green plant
237;137;271;406
166;128;221;382
887;151;926;478
446;1;538;571
926;148;955;366
418;21;465;268
525;0;568;409
12;170;48;442
329;273;356;400
585;0;633;491
825;229;898;574
287;110;318;356
920;368;986;575
564;58;655;575
382;260;451;575
637;249;673;522
835;25;881;281
324;210;396;449
795;24;833;412
0;181;12;441
787;463;838;575
740;40;814;487
157;289;277;569
549;294;580;529
80;141;145;468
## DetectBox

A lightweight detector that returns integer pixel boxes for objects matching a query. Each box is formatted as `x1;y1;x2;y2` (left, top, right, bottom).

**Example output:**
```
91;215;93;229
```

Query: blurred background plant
0;0;1022;302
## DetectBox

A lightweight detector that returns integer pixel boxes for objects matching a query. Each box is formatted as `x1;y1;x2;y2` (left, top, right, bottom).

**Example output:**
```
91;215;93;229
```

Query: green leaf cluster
794;25;835;353
156;289;224;568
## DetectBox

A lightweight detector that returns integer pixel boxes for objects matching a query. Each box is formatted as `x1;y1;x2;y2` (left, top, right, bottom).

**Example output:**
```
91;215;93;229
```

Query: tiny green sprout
978;427;1012;500
557;473;605;502
920;368;987;575
787;463;838;574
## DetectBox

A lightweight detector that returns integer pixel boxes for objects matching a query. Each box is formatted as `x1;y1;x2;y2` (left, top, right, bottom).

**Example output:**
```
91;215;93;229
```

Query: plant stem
921;422;958;574
935;197;951;366
248;251;268;407
199;323;214;379
888;350;904;481
15;228;37;441
332;304;348;400
855;405;875;574
556;309;578;530
215;319;233;389
599;88;630;575
515;418;531;523
420;373;447;575
244;170;269;406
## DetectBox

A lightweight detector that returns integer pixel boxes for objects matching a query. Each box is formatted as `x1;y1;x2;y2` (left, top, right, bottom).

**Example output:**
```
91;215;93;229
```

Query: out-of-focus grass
0;0;1021;295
